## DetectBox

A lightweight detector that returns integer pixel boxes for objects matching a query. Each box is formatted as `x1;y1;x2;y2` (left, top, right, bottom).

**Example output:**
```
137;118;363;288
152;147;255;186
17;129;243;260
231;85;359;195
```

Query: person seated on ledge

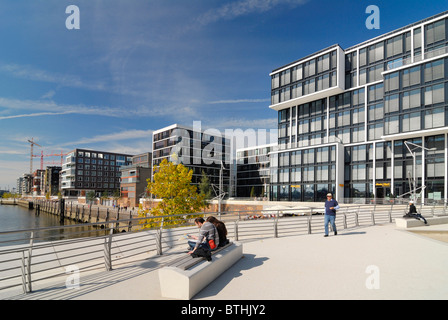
187;217;219;254
206;216;229;247
403;200;427;224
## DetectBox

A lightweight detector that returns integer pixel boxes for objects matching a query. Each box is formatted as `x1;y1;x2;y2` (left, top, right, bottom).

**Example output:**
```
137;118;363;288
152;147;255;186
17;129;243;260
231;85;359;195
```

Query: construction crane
27;138;42;174
32;151;68;170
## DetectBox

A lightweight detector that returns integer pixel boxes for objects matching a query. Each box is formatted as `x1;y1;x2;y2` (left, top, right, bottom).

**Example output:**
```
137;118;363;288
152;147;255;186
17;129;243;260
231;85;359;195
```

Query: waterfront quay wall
12;199;136;231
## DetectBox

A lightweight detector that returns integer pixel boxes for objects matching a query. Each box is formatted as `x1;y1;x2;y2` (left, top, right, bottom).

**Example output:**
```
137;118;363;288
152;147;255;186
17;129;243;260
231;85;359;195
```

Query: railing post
274;211;279;238
371;209;376;225
156;217;164;256
26;231;34;293
104;225;113;271
343;212;347;229
20;251;27;294
307;209;312;234
234;221;239;241
355;207;359;227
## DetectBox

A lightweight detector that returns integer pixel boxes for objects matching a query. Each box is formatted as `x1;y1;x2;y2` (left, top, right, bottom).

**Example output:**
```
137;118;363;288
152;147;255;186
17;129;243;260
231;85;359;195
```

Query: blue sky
0;0;447;189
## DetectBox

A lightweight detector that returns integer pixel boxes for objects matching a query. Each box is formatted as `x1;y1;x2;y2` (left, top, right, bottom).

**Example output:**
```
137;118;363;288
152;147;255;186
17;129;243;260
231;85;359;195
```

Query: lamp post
403;141;436;203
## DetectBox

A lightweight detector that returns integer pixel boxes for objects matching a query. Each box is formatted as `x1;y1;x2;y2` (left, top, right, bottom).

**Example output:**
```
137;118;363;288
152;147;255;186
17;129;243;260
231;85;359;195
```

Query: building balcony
386;45;448;72
61;168;76;177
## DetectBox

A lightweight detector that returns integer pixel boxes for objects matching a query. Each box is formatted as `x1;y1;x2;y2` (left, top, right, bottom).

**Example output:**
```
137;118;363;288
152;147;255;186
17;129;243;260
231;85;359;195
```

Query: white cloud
196;0;308;25
208;98;270;104
0;111;77;120
0;63;108;92
63;129;154;146
41;90;56;99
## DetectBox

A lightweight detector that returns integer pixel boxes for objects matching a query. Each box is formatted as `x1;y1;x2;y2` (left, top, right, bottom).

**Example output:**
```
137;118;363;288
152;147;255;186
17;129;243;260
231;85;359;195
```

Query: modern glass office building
269;11;448;203
152;124;231;194
236;143;277;198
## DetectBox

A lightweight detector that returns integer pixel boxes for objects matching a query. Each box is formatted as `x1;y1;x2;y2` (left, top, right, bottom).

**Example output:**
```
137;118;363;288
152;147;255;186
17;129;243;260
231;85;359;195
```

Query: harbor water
0;203;102;246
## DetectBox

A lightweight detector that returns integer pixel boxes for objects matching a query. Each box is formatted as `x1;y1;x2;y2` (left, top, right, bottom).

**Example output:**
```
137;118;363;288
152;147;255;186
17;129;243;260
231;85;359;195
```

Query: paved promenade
2;222;448;300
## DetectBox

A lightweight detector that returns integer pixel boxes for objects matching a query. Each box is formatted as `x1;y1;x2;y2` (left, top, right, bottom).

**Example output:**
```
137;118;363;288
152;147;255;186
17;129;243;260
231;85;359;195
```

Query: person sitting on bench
404;200;427;224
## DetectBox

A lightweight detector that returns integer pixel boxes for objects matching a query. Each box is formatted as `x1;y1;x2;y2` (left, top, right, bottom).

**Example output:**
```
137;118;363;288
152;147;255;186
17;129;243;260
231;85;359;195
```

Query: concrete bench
396;216;448;228
158;242;243;300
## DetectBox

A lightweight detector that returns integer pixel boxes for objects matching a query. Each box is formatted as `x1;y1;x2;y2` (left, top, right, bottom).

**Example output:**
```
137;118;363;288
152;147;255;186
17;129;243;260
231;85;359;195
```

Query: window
425;19;446;46
280;87;290;102
304;79;316;95
402;66;421;88
402;112;421;132
424;59;445;82
279;153;289;167
368;42;384;63
352;145;367;162
316;147;329;163
316;166;329;181
352;107;365;124
352;88;365;106
368;83;383;102
402;89;421;110
291;151;301;165
359;68;367;86
272;90;279;104
272;74;280;89
281;69;290;86
290;168;301;182
292;65;303;82
414;27;422;50
359;48;367;66
425;107;445;129
351;164;366;181
291;83;302;99
385;116;399;134
368;103;384;121
317;54;330;73
369;123;384;140
298;119;309;134
386;34;403;58
304;59;316;77
425;84;445;105
310;117;322;132
337;110;351;126
352;126;365;143
385;72;399;91
368;64;384;83
303;167;314;182
385;94;399;113
279;169;289;183
303;149;314;164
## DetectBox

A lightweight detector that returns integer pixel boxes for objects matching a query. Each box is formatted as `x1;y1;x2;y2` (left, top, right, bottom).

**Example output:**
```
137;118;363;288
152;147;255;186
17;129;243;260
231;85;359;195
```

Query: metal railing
1;204;447;296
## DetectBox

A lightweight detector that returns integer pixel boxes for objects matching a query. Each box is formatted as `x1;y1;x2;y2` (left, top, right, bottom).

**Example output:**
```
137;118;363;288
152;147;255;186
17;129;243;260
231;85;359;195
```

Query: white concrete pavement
2;222;448;300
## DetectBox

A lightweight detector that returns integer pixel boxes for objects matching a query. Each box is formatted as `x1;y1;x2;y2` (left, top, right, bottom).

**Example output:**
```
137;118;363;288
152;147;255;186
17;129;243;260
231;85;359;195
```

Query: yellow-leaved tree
138;158;208;229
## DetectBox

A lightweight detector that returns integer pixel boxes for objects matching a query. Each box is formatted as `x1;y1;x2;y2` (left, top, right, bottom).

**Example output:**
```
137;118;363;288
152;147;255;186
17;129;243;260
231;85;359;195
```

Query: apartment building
269;11;448;202
120;152;152;207
60;148;133;197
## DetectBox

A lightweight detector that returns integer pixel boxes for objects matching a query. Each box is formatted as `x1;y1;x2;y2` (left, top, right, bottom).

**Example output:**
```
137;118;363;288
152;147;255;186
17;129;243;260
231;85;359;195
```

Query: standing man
324;193;340;237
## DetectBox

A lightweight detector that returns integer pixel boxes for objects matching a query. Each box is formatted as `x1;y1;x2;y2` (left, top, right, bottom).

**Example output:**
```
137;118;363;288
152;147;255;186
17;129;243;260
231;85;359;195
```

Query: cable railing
0;203;447;296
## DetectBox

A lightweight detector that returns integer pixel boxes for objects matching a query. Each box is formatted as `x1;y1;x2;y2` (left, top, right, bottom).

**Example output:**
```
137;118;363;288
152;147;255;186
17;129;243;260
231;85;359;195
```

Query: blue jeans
188;240;211;251
324;214;337;235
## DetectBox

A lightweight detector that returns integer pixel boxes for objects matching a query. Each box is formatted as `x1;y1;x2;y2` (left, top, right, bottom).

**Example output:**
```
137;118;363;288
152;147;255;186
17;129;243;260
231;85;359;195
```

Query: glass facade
152;125;231;192
236;144;275;198
269;13;448;202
